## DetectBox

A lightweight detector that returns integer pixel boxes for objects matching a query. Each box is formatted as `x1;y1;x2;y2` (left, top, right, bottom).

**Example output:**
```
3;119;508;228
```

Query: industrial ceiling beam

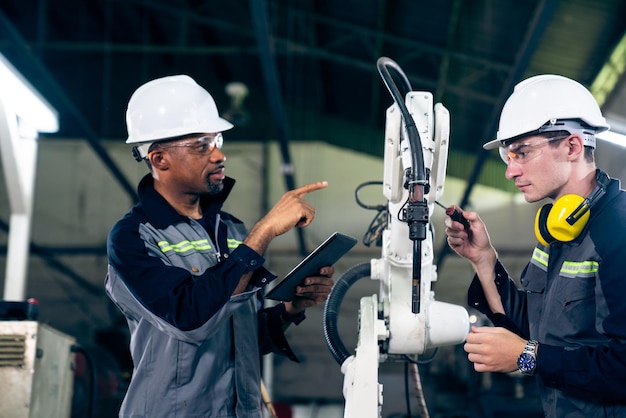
10;39;501;107
0;11;138;204
368;0;389;127
249;0;307;255
120;0;511;72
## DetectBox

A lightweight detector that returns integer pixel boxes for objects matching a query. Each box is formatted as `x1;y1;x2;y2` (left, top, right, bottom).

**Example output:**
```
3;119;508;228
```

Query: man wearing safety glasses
105;75;334;418
445;74;626;417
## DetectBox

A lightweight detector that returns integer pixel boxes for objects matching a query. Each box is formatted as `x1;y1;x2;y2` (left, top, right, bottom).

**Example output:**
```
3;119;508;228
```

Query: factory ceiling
1;0;626;201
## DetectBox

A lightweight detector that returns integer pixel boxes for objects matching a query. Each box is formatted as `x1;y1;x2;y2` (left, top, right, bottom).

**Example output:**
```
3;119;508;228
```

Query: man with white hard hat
445;74;626;417
105;75;334;418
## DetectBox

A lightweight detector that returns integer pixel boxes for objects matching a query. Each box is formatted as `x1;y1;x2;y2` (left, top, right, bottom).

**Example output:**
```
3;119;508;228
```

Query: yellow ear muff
534;194;590;246
534;204;553;247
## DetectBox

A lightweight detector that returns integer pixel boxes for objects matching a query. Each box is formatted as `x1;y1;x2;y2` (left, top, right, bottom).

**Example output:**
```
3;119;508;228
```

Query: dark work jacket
469;175;626;418
106;174;301;418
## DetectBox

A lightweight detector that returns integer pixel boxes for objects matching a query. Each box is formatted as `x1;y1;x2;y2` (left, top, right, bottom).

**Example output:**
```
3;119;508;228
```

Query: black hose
323;261;372;366
376;57;425;184
376;56;429;314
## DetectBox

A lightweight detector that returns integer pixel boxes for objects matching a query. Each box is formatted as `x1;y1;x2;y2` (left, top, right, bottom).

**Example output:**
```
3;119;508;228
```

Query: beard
206;180;224;195
206;165;225;195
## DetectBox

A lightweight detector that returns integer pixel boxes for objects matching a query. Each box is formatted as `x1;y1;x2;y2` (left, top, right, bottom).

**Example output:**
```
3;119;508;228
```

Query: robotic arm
323;57;470;418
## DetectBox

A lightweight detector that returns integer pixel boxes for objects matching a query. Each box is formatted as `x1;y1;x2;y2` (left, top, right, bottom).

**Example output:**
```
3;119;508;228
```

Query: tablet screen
265;232;357;301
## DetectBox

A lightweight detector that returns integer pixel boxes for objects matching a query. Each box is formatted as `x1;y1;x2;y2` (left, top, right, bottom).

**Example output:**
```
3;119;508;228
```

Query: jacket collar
590;172;621;219
136;173;236;229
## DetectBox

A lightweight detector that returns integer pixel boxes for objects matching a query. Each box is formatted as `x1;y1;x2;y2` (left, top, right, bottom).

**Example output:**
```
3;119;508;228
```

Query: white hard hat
126;75;233;159
483;74;610;150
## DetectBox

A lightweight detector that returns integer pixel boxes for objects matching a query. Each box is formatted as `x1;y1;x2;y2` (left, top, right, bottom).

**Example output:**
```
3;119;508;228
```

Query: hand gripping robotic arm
323;57;470;418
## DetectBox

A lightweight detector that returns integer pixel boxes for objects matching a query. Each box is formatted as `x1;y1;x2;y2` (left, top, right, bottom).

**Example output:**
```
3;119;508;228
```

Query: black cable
376;57;425;185
402;348;439;365
404;362;413;418
363;209;387;247
354;181;388;247
71;344;97;418
376;56;430;314
354;181;385;211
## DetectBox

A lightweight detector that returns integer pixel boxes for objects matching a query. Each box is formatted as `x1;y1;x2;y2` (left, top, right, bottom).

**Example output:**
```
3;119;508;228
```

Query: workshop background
1;1;626;417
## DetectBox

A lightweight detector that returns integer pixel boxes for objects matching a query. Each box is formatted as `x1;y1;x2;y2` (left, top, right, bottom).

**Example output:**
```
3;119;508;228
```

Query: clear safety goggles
153;133;224;156
499;135;568;164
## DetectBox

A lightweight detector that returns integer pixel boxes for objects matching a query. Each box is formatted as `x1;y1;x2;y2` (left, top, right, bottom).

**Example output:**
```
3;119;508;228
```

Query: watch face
517;352;536;373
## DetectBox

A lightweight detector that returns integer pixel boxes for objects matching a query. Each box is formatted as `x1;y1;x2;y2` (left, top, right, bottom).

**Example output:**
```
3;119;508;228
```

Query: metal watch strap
524;340;538;355
517;339;538;376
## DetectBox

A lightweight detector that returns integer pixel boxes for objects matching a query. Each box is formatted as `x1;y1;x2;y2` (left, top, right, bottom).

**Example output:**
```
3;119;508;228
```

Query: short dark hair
540;130;594;163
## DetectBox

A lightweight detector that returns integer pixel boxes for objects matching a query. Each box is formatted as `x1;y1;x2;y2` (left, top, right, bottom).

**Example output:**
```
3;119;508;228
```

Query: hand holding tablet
265;232;357;301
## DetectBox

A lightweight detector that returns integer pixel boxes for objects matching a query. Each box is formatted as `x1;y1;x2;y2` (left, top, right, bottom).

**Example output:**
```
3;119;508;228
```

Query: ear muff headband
566;170;610;225
534;170;610;246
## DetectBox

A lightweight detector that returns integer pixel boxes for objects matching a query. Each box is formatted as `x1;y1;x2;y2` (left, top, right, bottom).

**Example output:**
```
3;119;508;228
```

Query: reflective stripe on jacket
469;175;626;417
106;174;297;418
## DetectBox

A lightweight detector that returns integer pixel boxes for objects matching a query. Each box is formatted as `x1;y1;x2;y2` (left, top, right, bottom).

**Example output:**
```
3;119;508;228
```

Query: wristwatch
517;340;538;376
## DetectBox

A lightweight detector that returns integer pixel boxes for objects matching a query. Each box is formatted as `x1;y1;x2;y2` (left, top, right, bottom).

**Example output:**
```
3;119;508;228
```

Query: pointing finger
293;181;328;197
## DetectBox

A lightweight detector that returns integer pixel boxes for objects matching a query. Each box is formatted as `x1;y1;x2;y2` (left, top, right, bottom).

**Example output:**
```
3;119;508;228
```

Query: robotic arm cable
377;57;430;313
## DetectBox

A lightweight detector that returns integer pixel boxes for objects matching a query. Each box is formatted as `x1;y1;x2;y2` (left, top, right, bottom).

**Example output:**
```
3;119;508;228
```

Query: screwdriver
435;201;470;230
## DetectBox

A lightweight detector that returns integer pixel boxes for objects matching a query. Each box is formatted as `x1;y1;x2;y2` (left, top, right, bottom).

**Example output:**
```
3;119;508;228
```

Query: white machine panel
0;321;75;418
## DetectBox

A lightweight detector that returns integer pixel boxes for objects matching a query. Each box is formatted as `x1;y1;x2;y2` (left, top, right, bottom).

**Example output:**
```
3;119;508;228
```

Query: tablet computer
265;232;358;301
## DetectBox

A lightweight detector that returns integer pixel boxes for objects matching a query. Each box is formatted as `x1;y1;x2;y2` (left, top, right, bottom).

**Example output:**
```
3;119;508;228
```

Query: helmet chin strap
131;146;143;162
131;142;154;162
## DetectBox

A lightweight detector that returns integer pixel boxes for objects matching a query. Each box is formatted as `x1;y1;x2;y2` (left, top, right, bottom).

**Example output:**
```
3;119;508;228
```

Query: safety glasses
155;133;223;156
499;135;568;164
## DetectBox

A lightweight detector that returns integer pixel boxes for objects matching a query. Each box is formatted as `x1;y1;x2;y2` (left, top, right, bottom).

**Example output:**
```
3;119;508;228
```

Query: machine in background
0;300;76;418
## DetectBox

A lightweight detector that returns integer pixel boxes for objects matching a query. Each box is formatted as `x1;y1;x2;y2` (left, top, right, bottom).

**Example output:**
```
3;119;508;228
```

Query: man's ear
567;133;585;160
148;149;169;171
